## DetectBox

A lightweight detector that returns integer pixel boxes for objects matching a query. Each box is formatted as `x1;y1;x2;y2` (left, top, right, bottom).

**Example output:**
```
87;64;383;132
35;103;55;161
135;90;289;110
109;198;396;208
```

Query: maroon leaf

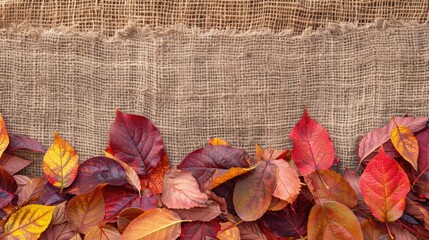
343;169;372;217
66;157;127;195
0;166;17;209
107;110;164;176
178;145;251;191
360;218;389;240
407;128;429;198
174;201;222;222
35;183;66;206
180;220;221;240
259;188;314;238
129;189;158;212
289;109;335;175
40;222;78;240
0;153;33;175
6;134;46;153
17;177;45;206
238;221;267;240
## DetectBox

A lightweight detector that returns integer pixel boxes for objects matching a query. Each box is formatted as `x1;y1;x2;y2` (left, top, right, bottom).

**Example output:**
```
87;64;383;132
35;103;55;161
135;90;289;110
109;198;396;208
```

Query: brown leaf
217;221;241;240
40;222;78;240
272;159;300;203
173;201;222;222
268;197;288;211
389;222;417;240
84;225;121;240
360;219;389;240
162;167;209;209
17;177;45;206
405;197;429;230
343;169;372;217
13;175;31;195
52;201;67;225
238;222;267;240
117;208;144;234
0;153;33;175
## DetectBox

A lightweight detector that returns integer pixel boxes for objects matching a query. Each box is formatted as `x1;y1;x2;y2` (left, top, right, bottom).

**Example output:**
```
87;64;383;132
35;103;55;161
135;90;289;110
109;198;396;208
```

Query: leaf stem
316;170;329;190
385;222;394;240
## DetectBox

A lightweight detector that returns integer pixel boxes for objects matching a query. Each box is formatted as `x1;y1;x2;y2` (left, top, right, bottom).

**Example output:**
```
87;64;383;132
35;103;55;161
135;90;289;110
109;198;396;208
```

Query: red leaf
358;117;427;162
140;151;170;194
6;134;46;153
107;110;164;176
289;109;334;175
259;188;314;238
0;166;17;209
66;157;127;195
0;153;33;175
233;160;277;221
178;145;251;191
162;167;209;209
359;147;410;222
180;220;221;240
407;128;429;198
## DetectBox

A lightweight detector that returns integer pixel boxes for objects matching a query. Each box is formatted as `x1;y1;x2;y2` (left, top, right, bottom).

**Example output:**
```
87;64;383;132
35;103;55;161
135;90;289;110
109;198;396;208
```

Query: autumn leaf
260;188;314;238
389;222;417;240
13;175;31;195
0;153;33;175
406;127;429;198
0;114;9;159
390;123;419;170
217;221;241;240
107;110;164;176
162;167;209;209
209;137;230;146
289;109;335;175
84;225;121;240
233;160;277;221
237;222;267;240
35;183;65;206
40;222;78;240
211;166;256;189
255;145;291;162
140;151;170;194
121;208;186;240
105;151;142;194
305;169;357;209
267;197;288;211
178;145;251;191
360;219;389;240
358;116;427;162
271;159;301;203
52;201;67;225
42;132;79;190
6;134;46;153
343;169;371;217
0;166;17;209
405;196;429;230
173;201;222;222
180;220;221;240
307;201;363;240
65;185;106;234
3;204;55;240
359;147;410;222
66;157;127;195
17;177;45;206
117;208;144;233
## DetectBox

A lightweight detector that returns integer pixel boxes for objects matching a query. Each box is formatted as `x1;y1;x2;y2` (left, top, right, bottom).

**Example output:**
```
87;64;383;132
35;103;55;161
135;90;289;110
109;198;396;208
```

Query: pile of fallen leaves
0;109;428;239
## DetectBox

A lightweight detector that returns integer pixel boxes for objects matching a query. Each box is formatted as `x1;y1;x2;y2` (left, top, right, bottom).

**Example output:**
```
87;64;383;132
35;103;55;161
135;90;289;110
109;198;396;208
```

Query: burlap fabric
1;20;429;176
1;1;428;36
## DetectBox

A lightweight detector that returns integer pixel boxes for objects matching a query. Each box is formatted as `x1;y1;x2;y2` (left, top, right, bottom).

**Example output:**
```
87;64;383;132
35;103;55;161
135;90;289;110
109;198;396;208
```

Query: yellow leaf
217;221;241;240
209;137;230;146
255;144;264;162
84;225;121;240
121;208;187;240
210;166;256;189
42;132;79;190
390;124;419;170
0;114;9;159
3;204;55;240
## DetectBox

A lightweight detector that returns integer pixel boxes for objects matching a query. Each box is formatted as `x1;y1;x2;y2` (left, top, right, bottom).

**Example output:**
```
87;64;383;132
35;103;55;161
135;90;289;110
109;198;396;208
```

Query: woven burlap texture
1;0;428;36
1;20;429;176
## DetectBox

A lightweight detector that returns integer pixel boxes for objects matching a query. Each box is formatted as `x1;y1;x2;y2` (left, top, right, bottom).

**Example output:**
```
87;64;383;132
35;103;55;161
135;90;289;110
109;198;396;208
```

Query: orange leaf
162;167;209;209
0;114;9;159
217;222;241;240
85;225;121;240
121;208;185;240
141;151;170;194
3;204;55;239
272;160;301;203
209;137;230;146
210;166;255;189
307;201;363;240
390;123;419;170
42;132;79;190
117;208;144;233
65;185;105;234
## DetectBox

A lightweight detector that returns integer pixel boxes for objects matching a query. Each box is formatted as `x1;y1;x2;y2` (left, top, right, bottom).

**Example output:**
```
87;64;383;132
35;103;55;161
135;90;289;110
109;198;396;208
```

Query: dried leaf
0;153;33;175
233;160;277;221
289;109;335;175
0;114;9;159
359;147;410;222
6;134;46;153
358;117;427;162
237;222;267;240
13;175;31;195
40;222;78;240
17;177;45;206
405;197;429;230
35;183;65;206
121;208;185;240
209;137;230;146
42;132;79;190
173;201;222;222
117;208;144;233
105;151;142;194
407;128;429;198
178;145;251;191
107;110;164;176
217;221;241;240
70;233;83;240
65;185;106;234
272;159;300;203
66;157;127;195
180;220;221;240
390;124;419;170
255;145;291;162
162;167;209;209
307;201;364;240
0;166;17;209
3;204;55;239
305;169;357;209
389;222;417;240
343;169;372;217
84;225;121;240
267;197;288;211
52;201;67;225
360;219;389;240
140;151;170;194
211;166;256;189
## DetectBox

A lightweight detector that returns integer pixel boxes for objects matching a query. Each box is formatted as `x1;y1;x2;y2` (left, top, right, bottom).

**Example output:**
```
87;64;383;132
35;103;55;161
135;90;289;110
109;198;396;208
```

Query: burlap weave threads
1;20;429;176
